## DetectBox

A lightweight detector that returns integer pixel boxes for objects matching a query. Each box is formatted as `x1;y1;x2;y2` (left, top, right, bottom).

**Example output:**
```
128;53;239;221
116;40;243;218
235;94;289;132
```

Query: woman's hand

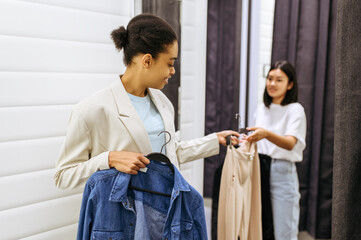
216;130;241;146
245;127;297;150
108;151;150;174
245;127;269;142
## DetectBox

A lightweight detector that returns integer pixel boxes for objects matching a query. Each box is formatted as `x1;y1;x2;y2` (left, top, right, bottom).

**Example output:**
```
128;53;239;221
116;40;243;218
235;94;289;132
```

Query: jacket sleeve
54;107;109;189
77;182;95;240
191;194;208;240
175;132;220;164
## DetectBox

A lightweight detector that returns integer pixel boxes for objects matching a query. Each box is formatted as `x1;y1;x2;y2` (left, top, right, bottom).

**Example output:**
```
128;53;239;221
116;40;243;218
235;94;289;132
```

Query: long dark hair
263;60;298;107
111;13;177;66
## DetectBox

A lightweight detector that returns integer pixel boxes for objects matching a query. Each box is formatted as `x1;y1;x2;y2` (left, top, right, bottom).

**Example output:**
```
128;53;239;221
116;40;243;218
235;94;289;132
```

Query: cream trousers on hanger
217;142;262;240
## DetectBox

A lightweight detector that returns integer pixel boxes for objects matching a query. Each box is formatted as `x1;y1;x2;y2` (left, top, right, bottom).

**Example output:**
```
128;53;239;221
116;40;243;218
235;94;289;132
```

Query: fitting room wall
0;0;133;238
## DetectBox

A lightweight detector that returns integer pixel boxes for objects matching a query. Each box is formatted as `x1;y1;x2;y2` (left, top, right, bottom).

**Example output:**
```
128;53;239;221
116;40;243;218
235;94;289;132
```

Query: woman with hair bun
54;13;239;189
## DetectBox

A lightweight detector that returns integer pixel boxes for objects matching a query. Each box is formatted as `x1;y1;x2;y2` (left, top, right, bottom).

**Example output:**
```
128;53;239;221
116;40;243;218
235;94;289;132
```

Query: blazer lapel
110;77;152;154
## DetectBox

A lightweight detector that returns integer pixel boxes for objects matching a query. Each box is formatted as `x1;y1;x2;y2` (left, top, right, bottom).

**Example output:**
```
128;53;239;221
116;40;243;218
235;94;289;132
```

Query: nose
170;67;176;76
270;80;276;86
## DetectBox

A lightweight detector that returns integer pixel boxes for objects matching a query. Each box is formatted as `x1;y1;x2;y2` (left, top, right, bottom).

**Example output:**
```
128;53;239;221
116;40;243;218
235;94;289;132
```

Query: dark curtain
271;0;337;238
203;0;242;239
142;0;181;130
203;0;241;198
333;0;361;239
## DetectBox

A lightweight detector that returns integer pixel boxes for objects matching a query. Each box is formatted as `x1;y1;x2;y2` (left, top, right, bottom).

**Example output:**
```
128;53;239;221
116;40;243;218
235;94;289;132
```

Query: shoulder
76;87;113;111
255;103;268;116
286;102;305;115
72;86;116;122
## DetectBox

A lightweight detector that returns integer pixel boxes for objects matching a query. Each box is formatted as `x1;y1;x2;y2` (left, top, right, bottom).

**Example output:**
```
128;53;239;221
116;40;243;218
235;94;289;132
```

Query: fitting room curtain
271;0;337;238
203;0;242;239
203;0;241;198
333;0;361;239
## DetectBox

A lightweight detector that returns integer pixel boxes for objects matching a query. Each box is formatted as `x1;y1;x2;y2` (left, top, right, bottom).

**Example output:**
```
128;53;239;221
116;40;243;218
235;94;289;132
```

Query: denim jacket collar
108;162;190;203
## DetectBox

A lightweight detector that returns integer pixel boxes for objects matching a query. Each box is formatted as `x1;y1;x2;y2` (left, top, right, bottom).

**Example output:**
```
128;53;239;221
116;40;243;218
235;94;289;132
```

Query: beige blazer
54;77;219;189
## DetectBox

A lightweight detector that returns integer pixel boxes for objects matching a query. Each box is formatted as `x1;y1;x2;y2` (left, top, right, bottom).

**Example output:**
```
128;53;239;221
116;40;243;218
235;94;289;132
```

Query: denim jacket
77;161;207;239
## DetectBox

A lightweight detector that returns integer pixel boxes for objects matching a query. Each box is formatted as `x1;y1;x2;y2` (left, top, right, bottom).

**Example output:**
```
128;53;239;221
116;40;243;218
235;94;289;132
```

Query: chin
152;84;165;90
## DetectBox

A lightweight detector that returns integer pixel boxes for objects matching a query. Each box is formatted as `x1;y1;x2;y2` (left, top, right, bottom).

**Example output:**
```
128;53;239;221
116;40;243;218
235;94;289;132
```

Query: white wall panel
257;0;275;105
0;0;133;237
0;194;82;240
0;0;129;44
181;26;196;51
0;72;116;107
179;76;195;100
0;105;72;142
0;36;124;73
179;0;208;194
0;169;83;211
180;99;195;124
181;1;197;27
181;51;197;76
0;137;64;177
20;0;132;16
22;223;78;240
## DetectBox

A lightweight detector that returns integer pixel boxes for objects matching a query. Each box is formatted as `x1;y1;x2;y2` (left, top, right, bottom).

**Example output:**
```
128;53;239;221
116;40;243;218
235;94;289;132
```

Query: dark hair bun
111;26;128;50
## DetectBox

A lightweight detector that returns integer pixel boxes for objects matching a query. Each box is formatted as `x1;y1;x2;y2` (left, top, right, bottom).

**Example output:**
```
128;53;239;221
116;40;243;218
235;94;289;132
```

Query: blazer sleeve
175;132;220;164
154;89;220;165
54;107;109;189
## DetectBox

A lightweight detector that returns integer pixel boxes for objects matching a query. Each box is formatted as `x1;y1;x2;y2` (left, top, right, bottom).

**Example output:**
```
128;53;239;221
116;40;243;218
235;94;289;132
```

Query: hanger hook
158;130;171;153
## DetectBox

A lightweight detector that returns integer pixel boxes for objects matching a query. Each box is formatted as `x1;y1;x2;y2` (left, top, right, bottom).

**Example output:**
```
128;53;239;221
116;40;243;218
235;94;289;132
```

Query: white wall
256;0;276;109
179;0;208;194
0;0;132;239
239;0;275;127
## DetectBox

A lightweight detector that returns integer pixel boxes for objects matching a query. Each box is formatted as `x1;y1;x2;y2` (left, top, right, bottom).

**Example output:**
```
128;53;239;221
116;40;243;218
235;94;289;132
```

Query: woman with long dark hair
245;60;307;240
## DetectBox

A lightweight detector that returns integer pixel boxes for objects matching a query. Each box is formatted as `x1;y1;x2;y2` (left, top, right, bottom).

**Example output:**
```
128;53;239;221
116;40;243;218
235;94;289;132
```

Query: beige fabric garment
217;142;262;240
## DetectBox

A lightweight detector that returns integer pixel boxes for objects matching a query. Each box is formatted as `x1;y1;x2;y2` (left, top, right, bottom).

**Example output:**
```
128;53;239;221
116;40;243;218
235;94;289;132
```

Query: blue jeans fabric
270;159;300;240
77;160;207;240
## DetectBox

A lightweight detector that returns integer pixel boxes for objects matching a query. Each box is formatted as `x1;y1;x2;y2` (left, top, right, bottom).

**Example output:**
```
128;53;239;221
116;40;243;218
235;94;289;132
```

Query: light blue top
127;92;166;154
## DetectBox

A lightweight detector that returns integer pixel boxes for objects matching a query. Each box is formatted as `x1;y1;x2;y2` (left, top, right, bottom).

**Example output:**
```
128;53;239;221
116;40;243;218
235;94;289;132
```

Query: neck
121;67;147;97
272;96;284;105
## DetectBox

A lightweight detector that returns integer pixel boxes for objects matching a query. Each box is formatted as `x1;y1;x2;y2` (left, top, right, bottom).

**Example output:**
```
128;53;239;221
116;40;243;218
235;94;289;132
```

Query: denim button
130;222;133;226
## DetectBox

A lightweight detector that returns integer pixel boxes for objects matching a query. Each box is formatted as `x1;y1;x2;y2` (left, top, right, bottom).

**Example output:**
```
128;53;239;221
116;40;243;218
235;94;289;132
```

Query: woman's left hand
216;130;241;146
245;127;269;142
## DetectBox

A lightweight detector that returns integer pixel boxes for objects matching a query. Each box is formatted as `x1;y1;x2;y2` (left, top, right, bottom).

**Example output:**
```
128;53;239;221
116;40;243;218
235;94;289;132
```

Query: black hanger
235;113;249;134
128;131;174;197
226;114;250;148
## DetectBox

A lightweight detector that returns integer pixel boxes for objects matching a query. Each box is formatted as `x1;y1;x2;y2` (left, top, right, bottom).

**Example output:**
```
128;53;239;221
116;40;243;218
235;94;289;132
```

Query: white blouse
255;102;307;162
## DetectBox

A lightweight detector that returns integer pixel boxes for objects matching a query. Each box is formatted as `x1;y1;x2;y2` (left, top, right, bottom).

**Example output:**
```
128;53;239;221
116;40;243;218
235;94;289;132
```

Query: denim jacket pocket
92;230;124;240
171;221;193;239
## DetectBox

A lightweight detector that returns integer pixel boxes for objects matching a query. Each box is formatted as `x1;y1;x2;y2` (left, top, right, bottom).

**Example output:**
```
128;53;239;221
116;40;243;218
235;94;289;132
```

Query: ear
141;54;153;69
287;81;294;90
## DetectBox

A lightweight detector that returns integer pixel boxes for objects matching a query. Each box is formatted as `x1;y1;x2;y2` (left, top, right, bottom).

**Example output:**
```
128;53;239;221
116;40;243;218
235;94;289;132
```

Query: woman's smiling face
146;41;178;90
266;68;294;104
